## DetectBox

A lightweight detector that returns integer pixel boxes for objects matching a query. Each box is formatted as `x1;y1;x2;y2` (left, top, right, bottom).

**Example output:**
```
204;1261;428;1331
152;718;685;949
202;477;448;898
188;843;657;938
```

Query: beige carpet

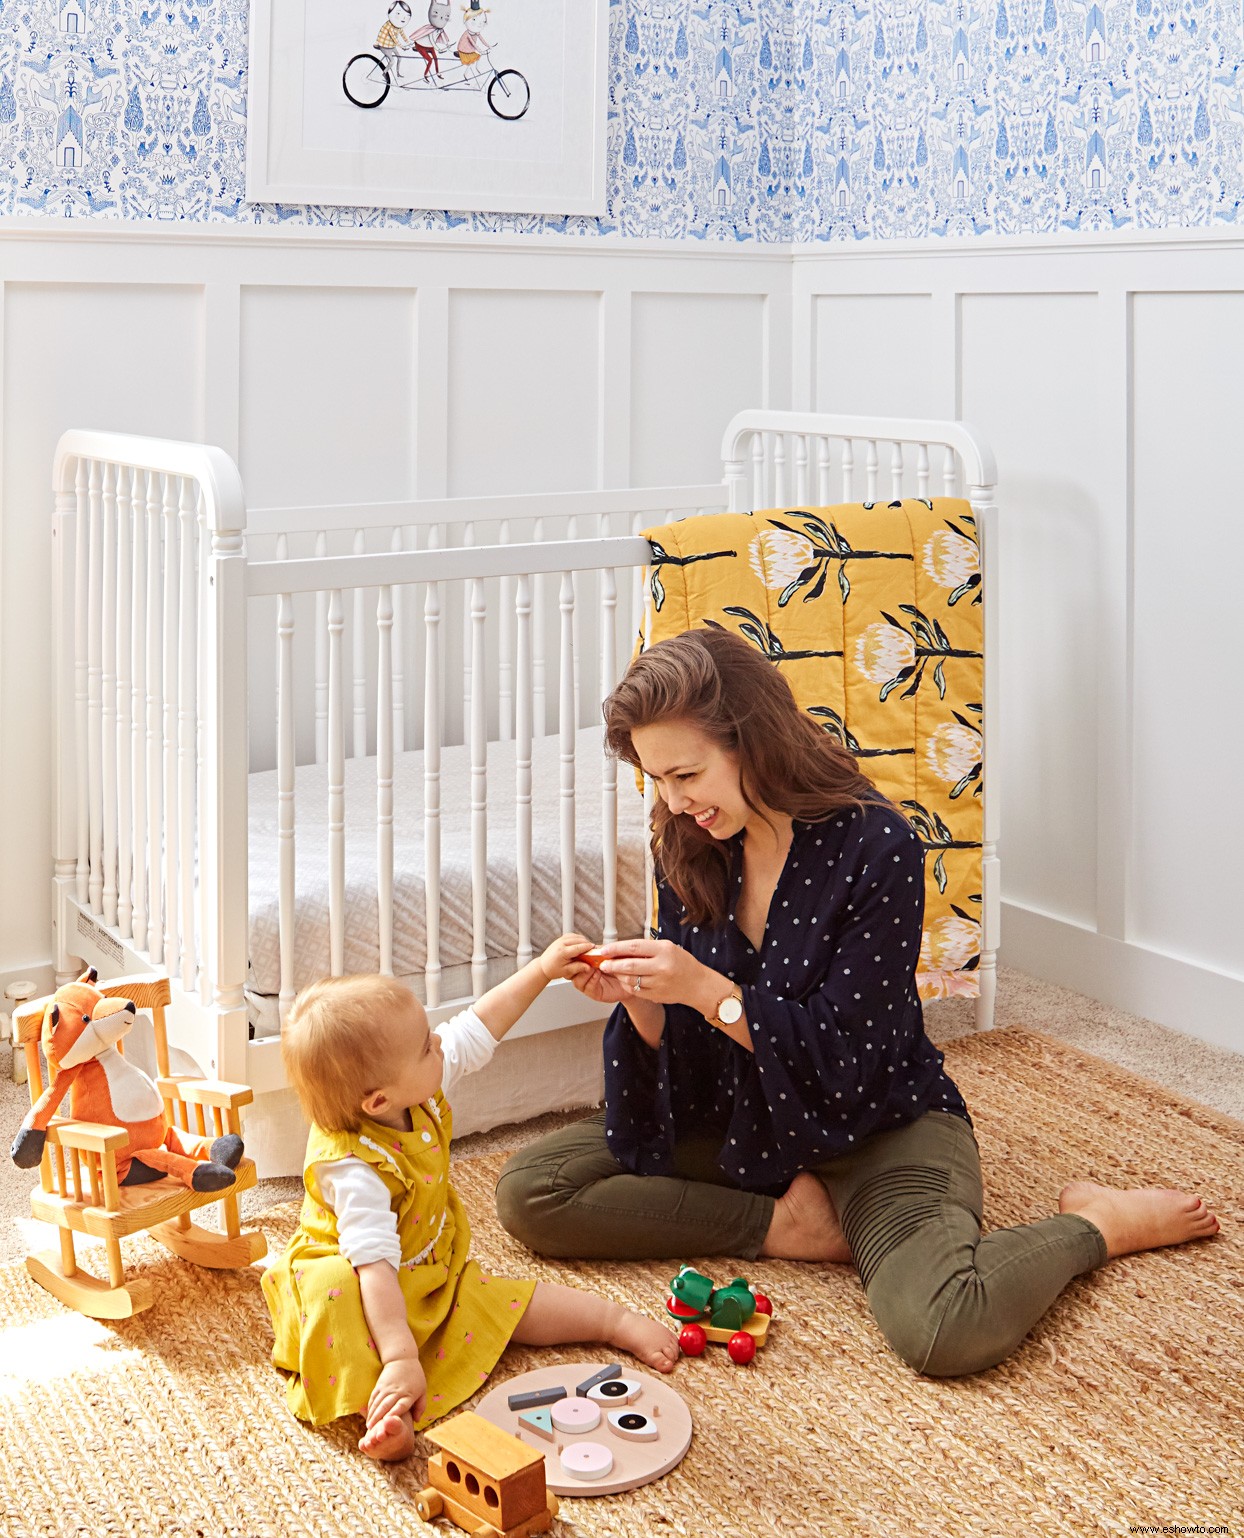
1;1029;1240;1538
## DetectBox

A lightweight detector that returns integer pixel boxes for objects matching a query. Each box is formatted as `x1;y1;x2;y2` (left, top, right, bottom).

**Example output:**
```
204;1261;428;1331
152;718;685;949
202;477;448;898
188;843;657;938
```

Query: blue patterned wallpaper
0;0;1240;237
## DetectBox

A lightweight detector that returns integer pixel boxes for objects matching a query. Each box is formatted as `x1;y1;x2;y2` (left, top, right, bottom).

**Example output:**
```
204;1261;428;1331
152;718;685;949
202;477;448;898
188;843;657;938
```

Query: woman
496;628;1219;1376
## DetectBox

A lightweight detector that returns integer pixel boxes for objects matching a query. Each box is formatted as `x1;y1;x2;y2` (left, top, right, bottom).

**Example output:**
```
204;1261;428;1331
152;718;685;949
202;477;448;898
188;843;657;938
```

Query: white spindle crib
49;413;998;1173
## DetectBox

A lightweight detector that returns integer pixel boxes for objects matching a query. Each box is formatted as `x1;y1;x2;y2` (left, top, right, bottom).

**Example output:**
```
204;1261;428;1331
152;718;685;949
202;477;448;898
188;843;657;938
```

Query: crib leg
974;961;997;1032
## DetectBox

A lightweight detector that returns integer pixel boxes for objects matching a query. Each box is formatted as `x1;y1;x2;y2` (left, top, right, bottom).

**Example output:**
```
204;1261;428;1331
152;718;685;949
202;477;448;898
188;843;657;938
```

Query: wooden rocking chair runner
14;973;266;1319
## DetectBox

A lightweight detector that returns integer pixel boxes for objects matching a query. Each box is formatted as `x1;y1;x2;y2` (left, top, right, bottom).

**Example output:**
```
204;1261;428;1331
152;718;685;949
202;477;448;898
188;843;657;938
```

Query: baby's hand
539;933;595;982
367;1353;427;1429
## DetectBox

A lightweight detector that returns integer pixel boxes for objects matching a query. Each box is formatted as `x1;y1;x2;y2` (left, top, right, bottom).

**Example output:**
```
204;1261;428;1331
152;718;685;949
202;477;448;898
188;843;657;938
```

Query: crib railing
247;535;660;1014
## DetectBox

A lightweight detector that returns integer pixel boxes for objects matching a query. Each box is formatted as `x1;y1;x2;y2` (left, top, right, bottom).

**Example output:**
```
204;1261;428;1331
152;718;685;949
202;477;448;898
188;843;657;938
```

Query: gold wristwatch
710;986;744;1027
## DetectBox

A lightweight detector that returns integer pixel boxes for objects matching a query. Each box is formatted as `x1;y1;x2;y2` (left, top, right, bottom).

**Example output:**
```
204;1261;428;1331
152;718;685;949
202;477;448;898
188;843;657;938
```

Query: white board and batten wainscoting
790;230;1244;1055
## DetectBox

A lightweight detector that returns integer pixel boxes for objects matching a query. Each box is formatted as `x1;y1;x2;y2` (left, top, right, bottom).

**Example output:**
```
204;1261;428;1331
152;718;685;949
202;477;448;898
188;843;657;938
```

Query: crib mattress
246;725;649;1017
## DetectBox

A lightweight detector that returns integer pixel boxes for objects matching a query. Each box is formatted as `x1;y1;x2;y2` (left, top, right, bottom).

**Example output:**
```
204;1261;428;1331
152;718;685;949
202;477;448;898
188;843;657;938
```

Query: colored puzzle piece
517;1407;556;1441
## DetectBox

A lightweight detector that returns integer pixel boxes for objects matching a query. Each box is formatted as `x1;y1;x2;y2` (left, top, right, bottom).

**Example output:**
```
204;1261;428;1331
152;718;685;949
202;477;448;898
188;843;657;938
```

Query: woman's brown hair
603;626;881;928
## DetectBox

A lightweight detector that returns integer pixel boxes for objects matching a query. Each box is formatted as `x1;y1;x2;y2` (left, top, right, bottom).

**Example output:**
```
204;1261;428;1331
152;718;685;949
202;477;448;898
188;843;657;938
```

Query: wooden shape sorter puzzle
475;1363;693;1496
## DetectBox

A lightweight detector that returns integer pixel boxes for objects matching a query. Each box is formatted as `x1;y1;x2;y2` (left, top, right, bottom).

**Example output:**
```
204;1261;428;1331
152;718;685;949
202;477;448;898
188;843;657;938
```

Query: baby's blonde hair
282;973;421;1132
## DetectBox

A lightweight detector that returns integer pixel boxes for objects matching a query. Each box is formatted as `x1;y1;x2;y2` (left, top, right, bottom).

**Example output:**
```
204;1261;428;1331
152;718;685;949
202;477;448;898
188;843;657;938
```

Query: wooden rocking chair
13;973;266;1318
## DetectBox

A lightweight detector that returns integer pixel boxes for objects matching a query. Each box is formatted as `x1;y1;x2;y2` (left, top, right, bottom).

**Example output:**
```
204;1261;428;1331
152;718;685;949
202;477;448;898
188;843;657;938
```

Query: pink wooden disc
550;1397;601;1432
559;1441;614;1481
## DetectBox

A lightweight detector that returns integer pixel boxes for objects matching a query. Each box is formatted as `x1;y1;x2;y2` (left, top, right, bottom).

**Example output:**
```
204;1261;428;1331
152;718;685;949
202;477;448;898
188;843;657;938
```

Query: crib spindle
943;445;958;497
314;531;328;764
390;528;406;754
145;469;164;964
842;438;855;501
891;441;904;499
795;434;809;505
73;459;89;905
178;476;198;992
461;522;476;730
751;434;765;510
917;443;931;499
498;519;512;742
558;572;576;932
162;473;180;979
327;588;346;977
87;460;103;914
423;581;443;1005
630;510;646;656
865;440;879;502
568;512;582;726
773;433;787;506
469;576;488;994
532;518;546;739
196;491;213;1008
376;585;394;977
277;592;297;1015
515;573;533;968
130;467;148;953
817;437;831;505
600;561;619;943
352;528;367;759
116;466;133;940
101;463;119;928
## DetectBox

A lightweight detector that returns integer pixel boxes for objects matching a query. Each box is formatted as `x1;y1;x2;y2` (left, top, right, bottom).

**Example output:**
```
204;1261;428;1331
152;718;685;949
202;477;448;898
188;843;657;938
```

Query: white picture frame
246;0;607;216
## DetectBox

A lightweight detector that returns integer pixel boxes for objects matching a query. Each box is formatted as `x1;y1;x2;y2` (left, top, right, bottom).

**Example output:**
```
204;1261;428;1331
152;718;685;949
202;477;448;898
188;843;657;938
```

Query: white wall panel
446;289;600;496
630;293;765;486
1131;292;1244;979
239;286;416;508
813;295;938;418
0;282;202;971
959;292;1100;928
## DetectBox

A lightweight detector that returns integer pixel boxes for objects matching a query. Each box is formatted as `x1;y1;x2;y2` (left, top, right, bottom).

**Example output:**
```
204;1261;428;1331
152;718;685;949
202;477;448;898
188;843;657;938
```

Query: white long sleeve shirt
316;1006;495;1270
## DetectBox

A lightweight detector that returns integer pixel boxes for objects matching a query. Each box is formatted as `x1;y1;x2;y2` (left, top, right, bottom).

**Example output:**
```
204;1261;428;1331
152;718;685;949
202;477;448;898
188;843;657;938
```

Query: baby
262;937;678;1462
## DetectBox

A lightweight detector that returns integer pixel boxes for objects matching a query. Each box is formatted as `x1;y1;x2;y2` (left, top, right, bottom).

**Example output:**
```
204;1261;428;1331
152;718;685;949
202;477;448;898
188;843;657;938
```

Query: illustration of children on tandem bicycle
343;0;530;120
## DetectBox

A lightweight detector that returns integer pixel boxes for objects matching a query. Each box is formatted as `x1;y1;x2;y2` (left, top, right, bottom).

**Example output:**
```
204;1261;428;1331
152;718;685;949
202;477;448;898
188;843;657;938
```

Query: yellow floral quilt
639;500;984;1001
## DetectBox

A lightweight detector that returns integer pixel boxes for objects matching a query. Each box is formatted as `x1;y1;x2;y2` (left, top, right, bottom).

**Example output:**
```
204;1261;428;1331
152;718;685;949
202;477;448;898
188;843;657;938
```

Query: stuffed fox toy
10;968;243;1191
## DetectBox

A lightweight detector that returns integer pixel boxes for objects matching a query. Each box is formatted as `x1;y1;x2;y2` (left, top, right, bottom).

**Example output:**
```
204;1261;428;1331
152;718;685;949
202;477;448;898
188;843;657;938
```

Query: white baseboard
1002;902;1244;1057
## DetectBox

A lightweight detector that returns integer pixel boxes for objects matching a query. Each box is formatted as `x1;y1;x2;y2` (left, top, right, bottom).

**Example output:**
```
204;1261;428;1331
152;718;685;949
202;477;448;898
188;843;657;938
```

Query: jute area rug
1;1029;1240;1538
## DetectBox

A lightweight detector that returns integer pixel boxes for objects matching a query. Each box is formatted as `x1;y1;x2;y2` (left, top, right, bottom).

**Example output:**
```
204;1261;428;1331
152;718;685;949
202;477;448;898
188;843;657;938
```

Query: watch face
718;993;743;1024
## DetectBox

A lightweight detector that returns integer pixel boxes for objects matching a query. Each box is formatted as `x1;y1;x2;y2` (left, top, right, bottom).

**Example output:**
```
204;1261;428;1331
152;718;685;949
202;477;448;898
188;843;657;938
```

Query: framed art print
246;0;607;215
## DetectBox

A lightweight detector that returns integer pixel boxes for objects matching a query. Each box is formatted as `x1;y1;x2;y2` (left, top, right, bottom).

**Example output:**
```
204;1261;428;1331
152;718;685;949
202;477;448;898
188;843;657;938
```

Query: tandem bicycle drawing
344;0;530;120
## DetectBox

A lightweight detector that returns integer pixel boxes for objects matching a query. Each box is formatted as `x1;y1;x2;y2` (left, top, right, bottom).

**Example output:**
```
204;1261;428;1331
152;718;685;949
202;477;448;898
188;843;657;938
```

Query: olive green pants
495;1108;1107;1377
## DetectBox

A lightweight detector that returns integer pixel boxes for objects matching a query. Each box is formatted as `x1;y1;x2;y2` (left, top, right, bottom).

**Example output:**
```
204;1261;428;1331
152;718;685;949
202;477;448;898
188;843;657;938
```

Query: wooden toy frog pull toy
664;1265;775;1365
415;1411;558;1538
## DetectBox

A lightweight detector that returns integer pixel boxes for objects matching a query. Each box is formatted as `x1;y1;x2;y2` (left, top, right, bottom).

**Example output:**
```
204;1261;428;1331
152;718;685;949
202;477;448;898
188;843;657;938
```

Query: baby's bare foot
1059;1179;1220;1260
761;1171;852;1264
608;1305;681;1373
358;1410;416;1462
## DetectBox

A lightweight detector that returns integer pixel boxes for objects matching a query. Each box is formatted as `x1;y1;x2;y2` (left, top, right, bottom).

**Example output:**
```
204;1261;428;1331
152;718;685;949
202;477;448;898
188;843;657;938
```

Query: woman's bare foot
1059;1179;1220;1260
760;1171;852;1264
358;1409;416;1462
607;1304;681;1373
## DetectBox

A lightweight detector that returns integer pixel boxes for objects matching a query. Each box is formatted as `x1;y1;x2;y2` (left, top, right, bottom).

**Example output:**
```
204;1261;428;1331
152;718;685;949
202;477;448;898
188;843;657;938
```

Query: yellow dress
261;1091;535;1428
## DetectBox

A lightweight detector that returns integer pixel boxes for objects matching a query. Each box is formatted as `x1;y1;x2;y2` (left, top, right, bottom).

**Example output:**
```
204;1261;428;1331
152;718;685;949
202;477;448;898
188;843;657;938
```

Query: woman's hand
593;938;716;1011
367;1352;427;1428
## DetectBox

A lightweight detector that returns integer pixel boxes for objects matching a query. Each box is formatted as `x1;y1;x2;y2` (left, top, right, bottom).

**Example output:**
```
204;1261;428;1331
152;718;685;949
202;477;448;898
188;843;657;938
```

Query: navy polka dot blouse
602;802;971;1194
